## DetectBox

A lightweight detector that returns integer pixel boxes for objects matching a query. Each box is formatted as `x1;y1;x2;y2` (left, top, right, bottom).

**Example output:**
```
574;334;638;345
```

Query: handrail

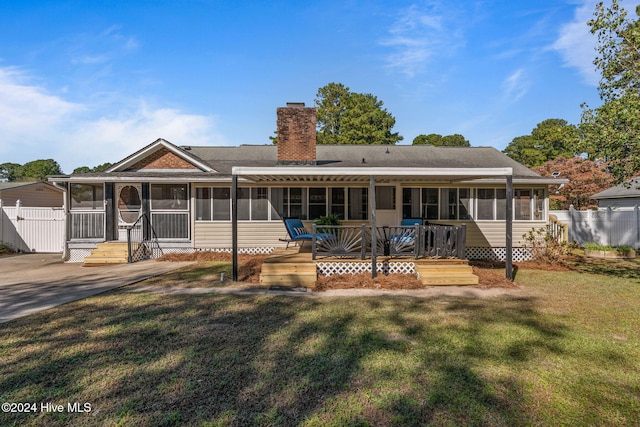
127;213;164;263
548;214;569;242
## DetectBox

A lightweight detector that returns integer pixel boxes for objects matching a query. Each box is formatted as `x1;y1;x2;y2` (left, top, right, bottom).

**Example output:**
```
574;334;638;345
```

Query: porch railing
69;211;105;239
127;213;163;263
311;223;466;260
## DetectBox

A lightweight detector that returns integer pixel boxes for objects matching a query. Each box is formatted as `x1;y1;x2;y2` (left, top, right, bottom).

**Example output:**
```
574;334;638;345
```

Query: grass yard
1;257;639;426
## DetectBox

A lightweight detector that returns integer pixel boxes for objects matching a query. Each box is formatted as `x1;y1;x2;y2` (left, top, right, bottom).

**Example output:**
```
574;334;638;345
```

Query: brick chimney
276;102;316;165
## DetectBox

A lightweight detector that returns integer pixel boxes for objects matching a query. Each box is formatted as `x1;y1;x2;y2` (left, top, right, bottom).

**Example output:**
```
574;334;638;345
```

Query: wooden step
83;242;129;266
415;262;479;286
260;262;317;286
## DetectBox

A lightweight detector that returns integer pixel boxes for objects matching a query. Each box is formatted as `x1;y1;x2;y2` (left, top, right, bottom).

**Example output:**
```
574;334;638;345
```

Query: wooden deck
259;246;479;287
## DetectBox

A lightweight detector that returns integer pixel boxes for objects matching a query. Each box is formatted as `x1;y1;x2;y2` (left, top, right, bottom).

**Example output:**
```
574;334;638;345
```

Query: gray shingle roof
187;144;541;178
591;178;640;199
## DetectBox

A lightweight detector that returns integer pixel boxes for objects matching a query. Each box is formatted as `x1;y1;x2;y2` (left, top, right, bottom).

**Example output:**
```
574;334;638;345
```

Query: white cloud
380;3;464;77
502;68;530;102
0;67;222;174
552;0;599;86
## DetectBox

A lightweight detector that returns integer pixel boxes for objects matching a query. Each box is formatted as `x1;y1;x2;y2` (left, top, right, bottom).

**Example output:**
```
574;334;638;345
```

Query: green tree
441;134;470;147
0;162;21;181
503;119;577;167
315;83;403;145
16;159;63;181
413;133;470;146
579;0;640;182
412;134;442;145
315;82;350;144
72;162;113;174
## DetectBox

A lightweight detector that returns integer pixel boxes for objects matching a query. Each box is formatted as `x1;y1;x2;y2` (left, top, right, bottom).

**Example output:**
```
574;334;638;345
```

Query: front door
115;183;142;240
375;185;399;226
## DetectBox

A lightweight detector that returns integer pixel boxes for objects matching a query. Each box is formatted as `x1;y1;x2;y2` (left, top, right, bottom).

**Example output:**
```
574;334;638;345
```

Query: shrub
583;242;634;253
522;227;570;263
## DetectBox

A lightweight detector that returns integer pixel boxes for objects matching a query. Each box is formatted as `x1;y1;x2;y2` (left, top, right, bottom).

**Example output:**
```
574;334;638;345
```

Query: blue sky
0;0;615;174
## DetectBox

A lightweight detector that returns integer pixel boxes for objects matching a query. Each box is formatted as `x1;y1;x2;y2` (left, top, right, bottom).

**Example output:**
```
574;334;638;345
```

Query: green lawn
1;258;639;426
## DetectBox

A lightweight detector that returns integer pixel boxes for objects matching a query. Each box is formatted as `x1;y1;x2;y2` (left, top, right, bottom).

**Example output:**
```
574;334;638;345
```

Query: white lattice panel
317;261;416;276
465;247;532;262
193;247;274;255
66;248;92;263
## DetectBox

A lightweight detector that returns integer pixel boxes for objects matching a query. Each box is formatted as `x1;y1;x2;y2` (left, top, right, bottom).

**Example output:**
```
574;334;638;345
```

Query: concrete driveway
0;253;193;323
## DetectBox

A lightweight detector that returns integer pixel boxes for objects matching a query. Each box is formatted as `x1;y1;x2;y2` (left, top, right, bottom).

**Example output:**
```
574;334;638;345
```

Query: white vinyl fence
0;200;66;253
551;205;640;248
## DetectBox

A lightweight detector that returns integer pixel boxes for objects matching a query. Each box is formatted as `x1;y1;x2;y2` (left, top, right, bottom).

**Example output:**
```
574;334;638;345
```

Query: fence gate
0;200;66;253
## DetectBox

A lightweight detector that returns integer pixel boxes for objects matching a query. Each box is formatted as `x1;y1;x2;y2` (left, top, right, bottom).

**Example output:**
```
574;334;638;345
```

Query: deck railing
311;223;466;260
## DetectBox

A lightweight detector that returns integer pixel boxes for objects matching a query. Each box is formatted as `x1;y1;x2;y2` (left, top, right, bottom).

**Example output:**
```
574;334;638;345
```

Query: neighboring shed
0;182;64;207
591;178;640;209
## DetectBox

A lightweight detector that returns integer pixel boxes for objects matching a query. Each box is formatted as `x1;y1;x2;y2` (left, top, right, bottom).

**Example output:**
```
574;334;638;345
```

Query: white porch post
506;175;513;280
370;175;377;278
232;174;238;281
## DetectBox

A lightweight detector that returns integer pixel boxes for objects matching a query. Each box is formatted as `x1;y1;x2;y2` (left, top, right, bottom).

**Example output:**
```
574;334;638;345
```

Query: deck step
415;262;479;286
260;261;317;286
83;242;129;266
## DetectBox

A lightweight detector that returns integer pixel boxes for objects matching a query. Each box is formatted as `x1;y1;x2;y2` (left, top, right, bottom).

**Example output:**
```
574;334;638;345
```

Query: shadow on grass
0;290;632;426
564;255;640;281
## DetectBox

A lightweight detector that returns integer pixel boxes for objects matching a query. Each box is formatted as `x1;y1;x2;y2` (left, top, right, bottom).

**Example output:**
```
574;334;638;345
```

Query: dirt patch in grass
157;252;267;283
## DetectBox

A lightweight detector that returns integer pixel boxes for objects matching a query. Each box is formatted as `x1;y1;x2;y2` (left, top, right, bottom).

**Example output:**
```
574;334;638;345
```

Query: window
534;189;545;221
70;184;103;210
196;188;212;220
422;188;438;220
348;188;368;220
195;187;230;221
515;189;531;220
375;186;396;210
496;189;506;220
330;188;345;219
402;188;420;219
252;188;269;220
308;188;327;220
151;184;188;210
476;189;495;220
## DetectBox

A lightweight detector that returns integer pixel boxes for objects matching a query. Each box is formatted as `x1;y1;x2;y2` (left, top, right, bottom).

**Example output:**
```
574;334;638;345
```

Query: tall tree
0;163;21;181
16;159;63;181
314;83;403;145
315;82;350;144
503;119;577;167
579;0;640;182
0;160;62;182
72;162;113;174
533;157;615;210
412;133;470;146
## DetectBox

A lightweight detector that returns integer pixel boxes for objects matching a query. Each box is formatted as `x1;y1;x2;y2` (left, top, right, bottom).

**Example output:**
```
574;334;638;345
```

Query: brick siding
276;105;316;164
126;147;196;170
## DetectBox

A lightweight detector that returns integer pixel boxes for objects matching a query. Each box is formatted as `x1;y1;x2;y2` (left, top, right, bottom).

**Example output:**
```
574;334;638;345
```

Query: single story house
591;178;640;209
49;103;563;266
0;181;64;207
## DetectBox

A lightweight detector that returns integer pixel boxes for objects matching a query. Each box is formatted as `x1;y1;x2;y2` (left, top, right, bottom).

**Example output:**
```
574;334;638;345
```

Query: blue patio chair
281;218;332;249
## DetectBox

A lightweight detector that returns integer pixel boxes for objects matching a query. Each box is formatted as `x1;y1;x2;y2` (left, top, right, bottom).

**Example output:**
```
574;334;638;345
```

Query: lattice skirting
143;246;276;258
192;247;275;255
66;248;93;263
466;247;532;262
317;261;415;276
